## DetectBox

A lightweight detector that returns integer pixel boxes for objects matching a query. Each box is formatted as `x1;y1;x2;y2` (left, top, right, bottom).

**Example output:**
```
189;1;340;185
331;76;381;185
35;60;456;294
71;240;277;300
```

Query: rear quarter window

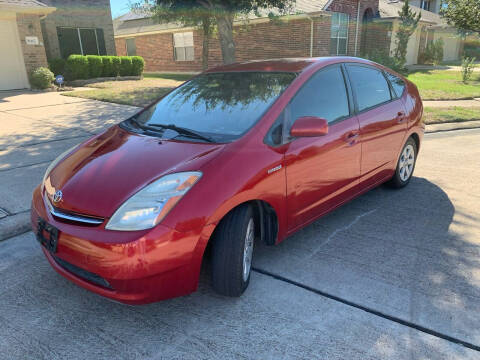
385;72;406;98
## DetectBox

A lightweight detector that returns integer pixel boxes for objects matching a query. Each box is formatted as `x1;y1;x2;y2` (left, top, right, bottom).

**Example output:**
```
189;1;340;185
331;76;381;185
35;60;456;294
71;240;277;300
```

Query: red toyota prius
31;57;423;304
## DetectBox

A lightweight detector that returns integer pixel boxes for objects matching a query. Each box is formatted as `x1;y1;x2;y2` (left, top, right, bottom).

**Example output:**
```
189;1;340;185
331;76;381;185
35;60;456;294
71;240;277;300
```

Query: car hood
44;126;224;218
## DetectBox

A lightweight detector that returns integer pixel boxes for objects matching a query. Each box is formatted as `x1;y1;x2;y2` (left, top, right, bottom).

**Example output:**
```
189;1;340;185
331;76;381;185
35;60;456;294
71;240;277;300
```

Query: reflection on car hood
45;126;224;217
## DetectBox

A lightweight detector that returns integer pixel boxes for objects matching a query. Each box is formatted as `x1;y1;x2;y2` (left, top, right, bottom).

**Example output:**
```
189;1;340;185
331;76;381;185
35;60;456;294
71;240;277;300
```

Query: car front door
283;65;361;230
345;64;408;186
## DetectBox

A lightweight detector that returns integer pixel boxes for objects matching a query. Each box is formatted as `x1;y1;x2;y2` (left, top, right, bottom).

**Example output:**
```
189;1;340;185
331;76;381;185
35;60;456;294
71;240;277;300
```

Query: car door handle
397;111;406;123
345;131;359;145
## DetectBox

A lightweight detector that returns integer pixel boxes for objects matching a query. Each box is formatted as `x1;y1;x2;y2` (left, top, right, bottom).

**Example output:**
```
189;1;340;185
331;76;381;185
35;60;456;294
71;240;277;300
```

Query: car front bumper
31;185;211;305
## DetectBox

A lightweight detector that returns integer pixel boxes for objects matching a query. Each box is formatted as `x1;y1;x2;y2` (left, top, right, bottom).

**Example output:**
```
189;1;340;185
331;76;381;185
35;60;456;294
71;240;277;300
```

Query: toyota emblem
53;190;63;203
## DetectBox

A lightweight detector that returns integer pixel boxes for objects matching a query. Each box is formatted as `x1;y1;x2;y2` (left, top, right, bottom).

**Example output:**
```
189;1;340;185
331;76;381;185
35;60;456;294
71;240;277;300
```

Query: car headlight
42;145;78;189
105;171;202;231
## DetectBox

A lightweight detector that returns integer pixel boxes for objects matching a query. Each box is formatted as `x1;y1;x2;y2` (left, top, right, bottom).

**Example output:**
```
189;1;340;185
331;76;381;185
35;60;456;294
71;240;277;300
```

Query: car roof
205;57;374;74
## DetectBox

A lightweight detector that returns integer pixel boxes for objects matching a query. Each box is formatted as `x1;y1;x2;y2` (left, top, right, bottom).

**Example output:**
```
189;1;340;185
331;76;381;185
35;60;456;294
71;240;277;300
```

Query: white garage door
0;19;28;91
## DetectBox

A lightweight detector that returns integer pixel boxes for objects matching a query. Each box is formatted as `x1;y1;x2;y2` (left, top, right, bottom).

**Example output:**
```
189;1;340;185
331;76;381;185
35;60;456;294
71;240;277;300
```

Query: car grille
46;197;104;226
54;256;113;290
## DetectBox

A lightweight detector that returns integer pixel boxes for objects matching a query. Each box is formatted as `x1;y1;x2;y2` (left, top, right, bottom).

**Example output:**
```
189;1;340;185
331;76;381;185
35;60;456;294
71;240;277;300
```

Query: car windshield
123;72;297;142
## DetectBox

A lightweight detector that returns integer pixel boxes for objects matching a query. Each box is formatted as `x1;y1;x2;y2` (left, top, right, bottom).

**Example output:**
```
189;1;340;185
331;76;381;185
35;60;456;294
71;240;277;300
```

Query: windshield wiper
147;123;215;143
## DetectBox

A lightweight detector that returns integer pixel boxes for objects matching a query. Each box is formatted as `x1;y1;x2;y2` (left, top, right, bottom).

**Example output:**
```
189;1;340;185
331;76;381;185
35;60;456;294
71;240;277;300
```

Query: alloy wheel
242;218;255;282
399;144;415;182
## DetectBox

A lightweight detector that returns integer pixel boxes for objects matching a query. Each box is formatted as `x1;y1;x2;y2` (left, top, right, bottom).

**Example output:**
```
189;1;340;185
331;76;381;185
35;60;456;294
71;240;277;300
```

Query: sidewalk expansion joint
252;267;480;353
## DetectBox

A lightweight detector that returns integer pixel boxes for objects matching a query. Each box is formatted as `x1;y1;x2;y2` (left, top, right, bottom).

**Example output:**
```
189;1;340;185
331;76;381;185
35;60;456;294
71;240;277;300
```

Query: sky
110;0;133;19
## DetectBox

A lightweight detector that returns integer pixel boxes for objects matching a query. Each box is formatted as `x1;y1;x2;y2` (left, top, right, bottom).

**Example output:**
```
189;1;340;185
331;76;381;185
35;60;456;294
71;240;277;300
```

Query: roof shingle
0;0;48;7
379;0;445;25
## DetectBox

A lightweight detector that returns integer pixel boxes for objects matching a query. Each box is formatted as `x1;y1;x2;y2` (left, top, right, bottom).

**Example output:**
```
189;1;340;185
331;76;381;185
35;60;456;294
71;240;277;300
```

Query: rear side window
385;72;406;98
289;65;350;126
347;65;392;112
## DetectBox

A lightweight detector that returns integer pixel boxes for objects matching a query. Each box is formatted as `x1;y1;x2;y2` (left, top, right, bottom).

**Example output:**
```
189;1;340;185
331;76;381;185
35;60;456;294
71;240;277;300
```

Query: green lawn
63;77;187;107
144;72;194;82
423;106;480;125
407;70;480;100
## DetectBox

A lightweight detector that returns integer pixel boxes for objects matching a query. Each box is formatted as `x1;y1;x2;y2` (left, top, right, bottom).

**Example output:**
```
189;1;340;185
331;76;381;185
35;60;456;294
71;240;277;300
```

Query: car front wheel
388;137;417;188
211;204;255;297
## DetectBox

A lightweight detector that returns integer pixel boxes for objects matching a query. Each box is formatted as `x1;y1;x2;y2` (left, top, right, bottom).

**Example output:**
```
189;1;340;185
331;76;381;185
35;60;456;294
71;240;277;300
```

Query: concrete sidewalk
0;90;140;240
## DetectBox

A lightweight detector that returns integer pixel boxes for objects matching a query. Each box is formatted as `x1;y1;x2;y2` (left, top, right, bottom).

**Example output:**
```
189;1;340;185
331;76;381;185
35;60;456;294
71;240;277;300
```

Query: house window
126;38;136;56
173;32;194;61
330;12;349;55
57;27;107;59
420;0;431;10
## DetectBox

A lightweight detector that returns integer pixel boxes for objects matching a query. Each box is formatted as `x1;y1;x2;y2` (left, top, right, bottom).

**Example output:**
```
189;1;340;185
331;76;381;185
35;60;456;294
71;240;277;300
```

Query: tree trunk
216;13;236;64
202;17;212;71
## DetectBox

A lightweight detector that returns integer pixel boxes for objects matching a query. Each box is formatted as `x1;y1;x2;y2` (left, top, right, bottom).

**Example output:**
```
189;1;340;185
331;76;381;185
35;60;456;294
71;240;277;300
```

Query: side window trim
345;63;396;115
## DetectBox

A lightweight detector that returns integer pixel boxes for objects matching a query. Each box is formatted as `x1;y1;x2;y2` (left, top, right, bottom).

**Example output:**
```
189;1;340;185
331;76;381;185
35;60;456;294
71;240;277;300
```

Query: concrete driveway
0;90;140;237
0;121;479;359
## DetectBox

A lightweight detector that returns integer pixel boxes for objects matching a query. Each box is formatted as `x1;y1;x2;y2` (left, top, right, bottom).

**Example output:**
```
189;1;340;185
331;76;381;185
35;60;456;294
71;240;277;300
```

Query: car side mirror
290;116;329;137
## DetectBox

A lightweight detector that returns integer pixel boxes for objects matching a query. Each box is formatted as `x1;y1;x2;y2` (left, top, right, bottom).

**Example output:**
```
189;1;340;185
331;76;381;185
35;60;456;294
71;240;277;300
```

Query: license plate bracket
36;218;59;253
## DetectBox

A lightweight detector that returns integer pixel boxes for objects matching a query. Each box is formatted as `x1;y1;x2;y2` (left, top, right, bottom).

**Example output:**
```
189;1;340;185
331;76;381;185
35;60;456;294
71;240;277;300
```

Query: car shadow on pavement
1;176;479;359
253;176;479;352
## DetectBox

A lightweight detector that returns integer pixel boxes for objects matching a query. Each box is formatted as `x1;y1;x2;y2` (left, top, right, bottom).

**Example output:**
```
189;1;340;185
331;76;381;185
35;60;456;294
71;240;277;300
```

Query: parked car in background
31;57;424;304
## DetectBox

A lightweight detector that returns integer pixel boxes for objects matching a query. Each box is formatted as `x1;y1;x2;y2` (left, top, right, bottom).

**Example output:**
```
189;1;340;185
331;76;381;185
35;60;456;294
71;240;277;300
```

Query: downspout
354;0;362;56
307;16;314;57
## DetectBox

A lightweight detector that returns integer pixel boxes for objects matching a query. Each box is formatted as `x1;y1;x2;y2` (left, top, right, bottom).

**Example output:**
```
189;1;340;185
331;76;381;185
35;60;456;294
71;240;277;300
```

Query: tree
135;1;292;65
441;0;480;33
132;3;215;70
393;0;421;66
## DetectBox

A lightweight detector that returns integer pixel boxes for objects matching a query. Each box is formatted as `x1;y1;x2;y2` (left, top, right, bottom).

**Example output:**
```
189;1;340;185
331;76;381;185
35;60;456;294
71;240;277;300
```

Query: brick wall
116;15;331;73
16;13;49;75
327;0;379;56
361;21;393;57
114;0;385;73
40;0;116;60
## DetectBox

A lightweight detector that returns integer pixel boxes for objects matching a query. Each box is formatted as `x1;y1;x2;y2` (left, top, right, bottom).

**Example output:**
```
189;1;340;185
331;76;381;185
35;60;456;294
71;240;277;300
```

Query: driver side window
286;65;350;132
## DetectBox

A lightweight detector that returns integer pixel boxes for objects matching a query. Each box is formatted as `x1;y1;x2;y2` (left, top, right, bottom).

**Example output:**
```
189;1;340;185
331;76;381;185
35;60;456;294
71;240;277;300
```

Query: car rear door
345;64;407;186
283;64;361;230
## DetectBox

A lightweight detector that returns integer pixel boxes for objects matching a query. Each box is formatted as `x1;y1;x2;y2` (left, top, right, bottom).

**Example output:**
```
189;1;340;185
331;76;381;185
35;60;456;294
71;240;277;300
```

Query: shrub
29;67;55;89
461;56;476;83
112;56;121;77
131;56;145;76
119;56;133;76
101;56;115;77
48;58;66;76
464;39;480;59
65;54;89;80
365;49;408;75
419;39;444;65
86;55;103;78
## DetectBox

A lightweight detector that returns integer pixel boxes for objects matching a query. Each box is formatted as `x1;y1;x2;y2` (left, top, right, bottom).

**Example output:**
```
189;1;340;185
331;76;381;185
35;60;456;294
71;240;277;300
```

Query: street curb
425;121;480;133
0;212;31;242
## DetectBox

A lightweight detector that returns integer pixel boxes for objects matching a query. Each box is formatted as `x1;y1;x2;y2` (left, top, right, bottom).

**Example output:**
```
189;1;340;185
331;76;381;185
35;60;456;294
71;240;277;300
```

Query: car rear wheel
211;204;255;297
388;137;417;188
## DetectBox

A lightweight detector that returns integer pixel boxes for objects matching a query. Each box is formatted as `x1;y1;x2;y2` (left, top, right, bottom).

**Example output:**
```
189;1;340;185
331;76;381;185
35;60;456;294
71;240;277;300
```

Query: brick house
0;0;116;91
39;0;116;60
114;0;379;73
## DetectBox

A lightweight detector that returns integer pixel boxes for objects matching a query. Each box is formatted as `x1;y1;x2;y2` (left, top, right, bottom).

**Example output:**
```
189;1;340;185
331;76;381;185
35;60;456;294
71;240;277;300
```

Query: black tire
387;137;417;188
211;204;255;297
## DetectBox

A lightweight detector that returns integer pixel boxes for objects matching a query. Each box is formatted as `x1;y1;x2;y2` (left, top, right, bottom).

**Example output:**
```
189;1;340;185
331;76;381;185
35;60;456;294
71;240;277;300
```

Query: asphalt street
0;128;479;359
